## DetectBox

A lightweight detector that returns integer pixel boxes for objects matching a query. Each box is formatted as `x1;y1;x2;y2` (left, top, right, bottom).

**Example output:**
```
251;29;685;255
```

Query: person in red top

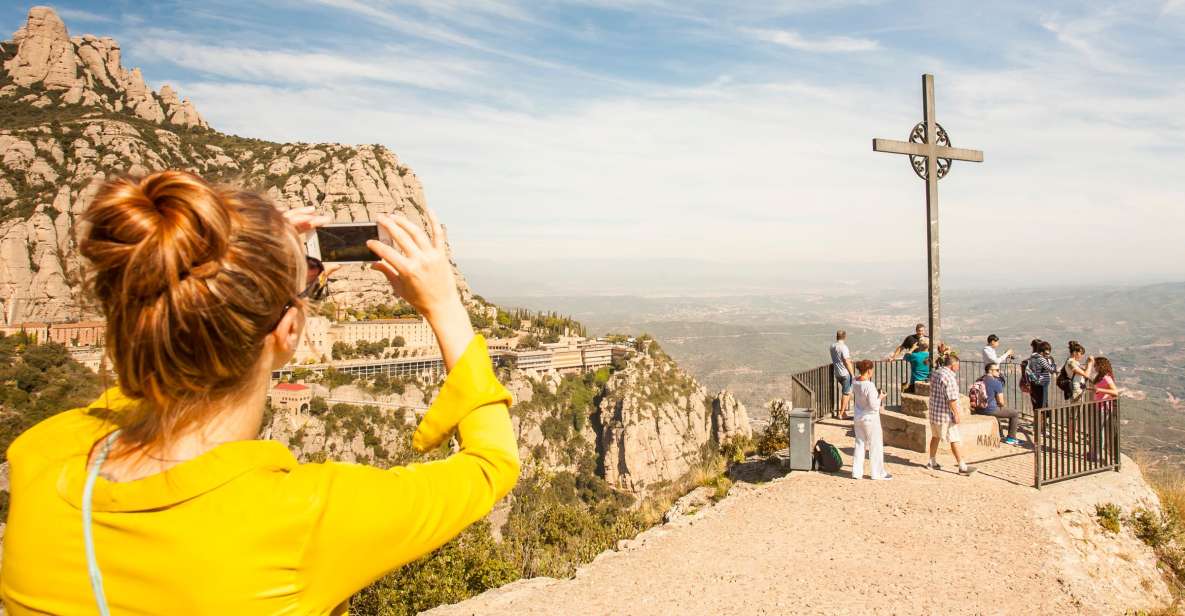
1092;357;1120;403
1088;356;1120;464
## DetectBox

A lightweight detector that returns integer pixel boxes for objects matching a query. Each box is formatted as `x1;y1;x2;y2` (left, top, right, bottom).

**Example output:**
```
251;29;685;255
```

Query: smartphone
307;222;392;264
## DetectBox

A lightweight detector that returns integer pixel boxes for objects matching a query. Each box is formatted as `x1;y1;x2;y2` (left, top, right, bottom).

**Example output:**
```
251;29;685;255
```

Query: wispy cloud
53;7;114;23
745;28;879;52
135;37;482;92
1164;0;1185;14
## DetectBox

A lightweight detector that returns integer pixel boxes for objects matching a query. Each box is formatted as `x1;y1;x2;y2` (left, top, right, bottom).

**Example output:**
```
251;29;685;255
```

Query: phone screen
316;224;380;262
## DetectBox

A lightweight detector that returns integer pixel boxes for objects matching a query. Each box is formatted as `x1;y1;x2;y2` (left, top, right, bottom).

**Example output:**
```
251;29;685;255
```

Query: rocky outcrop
0;7;472;322
597;340;751;495
2;7;207;128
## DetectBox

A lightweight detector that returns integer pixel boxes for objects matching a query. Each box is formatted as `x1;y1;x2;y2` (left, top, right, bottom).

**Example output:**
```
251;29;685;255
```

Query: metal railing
790;365;836;421
1034;397;1121;488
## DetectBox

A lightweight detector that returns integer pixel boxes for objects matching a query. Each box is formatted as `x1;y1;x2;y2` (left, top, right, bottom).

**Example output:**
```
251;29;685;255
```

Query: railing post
1115;398;1122;472
1034;408;1043;489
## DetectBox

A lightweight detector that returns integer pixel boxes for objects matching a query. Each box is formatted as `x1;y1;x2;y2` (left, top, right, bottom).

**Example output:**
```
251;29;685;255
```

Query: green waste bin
788;409;814;471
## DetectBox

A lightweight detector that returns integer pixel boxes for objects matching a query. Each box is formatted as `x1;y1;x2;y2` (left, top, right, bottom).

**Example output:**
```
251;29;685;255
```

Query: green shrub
0;332;103;460
756;401;791;456
1131;507;1179;550
1095;503;1122;534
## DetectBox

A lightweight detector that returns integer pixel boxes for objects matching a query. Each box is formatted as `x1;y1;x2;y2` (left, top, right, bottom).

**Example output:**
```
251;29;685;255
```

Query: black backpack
812;439;843;473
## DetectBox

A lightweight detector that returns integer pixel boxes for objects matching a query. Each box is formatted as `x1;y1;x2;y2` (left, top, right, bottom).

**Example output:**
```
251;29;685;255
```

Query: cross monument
872;74;983;369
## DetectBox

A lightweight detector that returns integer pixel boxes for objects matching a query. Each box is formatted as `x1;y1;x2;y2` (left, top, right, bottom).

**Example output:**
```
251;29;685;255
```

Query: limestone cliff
265;342;751;499
596;339;752;494
0;6;471;323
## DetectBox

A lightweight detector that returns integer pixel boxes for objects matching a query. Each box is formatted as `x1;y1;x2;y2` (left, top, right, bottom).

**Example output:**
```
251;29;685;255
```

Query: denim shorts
836;373;853;395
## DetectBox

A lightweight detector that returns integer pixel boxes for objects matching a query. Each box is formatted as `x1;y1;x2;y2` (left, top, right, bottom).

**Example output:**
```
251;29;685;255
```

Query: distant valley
495;282;1185;469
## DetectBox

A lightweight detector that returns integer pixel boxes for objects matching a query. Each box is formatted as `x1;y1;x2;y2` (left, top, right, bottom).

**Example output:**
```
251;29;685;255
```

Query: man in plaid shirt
927;351;977;476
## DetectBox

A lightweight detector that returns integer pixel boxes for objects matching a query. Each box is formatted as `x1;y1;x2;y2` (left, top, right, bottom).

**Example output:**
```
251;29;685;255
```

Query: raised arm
299;210;522;606
299;335;520;605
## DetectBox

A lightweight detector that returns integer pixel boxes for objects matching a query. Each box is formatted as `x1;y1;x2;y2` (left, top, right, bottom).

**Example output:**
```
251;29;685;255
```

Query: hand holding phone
307;222;391;263
368;211;473;371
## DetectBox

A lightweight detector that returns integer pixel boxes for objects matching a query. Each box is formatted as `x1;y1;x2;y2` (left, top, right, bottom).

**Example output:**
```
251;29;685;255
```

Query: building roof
273;383;310;392
49;321;106;329
1;322;49;329
341;318;424;325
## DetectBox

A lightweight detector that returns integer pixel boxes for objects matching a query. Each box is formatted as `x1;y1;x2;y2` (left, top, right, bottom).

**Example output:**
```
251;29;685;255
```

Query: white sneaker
925;461;942;470
873;474;893;481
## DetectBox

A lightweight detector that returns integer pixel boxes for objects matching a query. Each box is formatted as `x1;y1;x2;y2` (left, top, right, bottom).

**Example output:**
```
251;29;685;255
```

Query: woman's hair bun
83;172;234;300
79;170;303;456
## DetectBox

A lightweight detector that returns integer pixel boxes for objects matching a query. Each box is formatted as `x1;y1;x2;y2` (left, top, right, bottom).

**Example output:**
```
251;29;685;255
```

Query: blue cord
83;430;120;616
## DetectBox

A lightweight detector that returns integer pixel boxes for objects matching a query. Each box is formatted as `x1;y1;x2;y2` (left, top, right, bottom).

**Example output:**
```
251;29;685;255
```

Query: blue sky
5;1;1185;292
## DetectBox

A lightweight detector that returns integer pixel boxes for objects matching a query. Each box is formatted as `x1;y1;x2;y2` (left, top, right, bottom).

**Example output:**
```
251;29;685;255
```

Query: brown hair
1068;340;1085;355
854;359;874;375
80;171;303;455
1092;357;1114;384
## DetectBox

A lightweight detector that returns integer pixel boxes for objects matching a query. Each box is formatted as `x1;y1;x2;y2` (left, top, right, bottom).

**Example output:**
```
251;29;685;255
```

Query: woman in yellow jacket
0;171;520;615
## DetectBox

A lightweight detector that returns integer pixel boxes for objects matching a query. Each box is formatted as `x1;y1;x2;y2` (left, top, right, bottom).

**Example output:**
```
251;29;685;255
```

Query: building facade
269;383;313;414
47;321;107;346
294;317;440;364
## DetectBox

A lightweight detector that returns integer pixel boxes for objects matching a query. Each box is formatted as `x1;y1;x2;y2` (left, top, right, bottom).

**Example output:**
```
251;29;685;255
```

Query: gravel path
426;422;1170;616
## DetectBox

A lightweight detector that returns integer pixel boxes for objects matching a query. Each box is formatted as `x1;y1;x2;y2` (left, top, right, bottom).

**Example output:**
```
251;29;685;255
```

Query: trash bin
787;409;814;471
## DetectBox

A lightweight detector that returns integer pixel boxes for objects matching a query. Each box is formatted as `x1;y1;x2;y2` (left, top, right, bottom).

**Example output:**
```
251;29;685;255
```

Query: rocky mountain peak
2;6;207;129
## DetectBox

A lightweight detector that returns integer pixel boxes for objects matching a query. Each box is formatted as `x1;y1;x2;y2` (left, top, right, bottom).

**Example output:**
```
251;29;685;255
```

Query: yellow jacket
1;335;519;615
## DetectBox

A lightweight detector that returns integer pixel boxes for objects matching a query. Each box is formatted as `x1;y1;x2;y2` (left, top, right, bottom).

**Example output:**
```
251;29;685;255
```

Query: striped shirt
1027;353;1057;385
929;366;959;425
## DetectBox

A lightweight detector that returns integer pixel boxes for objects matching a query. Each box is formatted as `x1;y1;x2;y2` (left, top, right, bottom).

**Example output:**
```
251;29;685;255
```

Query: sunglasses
272;256;328;330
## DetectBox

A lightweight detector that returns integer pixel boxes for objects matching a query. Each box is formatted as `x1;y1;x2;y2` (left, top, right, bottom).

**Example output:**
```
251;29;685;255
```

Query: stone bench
881;410;1002;454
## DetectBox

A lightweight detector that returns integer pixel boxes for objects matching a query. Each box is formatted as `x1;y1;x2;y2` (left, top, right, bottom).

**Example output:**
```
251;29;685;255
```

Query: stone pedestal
901;392;968;418
881;408;1001;454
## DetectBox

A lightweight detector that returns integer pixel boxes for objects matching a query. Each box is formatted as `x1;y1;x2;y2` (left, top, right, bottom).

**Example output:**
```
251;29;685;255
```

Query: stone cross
873;74;983;370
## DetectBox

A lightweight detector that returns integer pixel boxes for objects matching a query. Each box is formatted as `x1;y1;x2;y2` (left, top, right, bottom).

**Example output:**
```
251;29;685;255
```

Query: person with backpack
902;340;931;394
927;352;977;476
1025;339;1057;410
971;363;1021;445
851;359;891;480
830;330;856;420
1060;341;1094;401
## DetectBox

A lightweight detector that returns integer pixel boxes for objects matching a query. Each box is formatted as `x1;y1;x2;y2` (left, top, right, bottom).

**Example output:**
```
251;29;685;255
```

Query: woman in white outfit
851;359;891;480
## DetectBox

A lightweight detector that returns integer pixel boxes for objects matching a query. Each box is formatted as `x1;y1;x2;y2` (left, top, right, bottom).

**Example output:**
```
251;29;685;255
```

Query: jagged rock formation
597;340;751;494
2;7;206;129
0;6;471;323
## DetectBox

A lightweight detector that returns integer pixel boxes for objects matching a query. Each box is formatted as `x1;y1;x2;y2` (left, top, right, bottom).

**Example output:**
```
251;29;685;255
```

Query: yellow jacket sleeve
297;335;520;608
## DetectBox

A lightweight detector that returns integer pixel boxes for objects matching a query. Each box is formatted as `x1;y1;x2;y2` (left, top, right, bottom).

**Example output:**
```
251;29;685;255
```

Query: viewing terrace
790;359;1121;488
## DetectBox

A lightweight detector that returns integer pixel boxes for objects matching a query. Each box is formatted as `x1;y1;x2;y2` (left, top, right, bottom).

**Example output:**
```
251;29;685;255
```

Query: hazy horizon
465;257;1185;298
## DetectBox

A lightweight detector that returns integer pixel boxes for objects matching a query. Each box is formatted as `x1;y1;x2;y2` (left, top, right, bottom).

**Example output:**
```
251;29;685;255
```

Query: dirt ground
426;420;1172;616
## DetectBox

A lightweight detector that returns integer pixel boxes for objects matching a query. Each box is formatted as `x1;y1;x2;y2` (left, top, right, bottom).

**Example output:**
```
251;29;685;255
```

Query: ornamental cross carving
872;74;983;370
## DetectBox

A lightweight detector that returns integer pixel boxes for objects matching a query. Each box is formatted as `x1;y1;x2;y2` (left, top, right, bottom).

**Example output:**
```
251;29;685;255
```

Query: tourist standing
1025;339;1057;410
851;360;891;480
831;330;856;420
927;352;977;476
888;323;927;360
973;363;1021;445
903;340;931;394
1061;341;1094;401
1089;357;1120;463
982;334;1013;366
1092;357;1120;403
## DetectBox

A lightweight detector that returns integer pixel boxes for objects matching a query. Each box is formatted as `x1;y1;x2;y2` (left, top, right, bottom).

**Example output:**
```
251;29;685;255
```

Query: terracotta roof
273;383;310;391
49;321;106;329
